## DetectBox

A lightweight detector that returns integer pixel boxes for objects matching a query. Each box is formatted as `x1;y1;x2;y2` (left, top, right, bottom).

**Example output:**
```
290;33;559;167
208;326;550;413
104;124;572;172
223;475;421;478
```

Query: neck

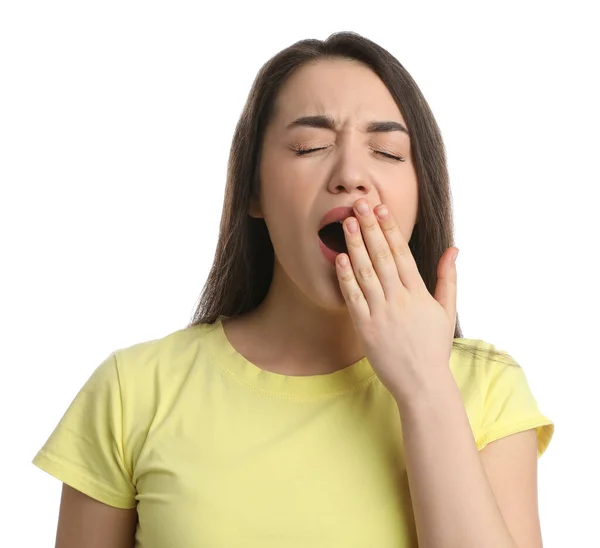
230;260;366;376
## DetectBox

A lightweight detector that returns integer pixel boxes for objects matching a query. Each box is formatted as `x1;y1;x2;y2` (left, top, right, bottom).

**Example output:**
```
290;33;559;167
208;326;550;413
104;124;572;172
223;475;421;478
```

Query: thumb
434;247;458;327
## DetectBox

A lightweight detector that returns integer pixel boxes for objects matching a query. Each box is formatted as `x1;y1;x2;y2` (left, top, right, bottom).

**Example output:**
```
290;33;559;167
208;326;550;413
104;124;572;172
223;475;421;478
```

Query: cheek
260;154;302;204
262;179;302;221
258;150;316;256
260;187;305;246
382;185;418;236
259;163;312;228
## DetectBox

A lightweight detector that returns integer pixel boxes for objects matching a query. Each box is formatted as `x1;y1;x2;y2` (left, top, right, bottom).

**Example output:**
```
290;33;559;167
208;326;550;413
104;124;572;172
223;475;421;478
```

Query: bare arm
55;483;137;548
395;371;541;548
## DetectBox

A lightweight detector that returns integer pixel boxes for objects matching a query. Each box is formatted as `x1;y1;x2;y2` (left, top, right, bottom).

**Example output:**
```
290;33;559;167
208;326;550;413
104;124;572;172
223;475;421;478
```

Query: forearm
395;370;518;548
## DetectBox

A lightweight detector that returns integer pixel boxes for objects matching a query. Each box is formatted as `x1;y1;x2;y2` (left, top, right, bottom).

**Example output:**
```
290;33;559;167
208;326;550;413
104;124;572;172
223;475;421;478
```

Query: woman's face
252;58;419;312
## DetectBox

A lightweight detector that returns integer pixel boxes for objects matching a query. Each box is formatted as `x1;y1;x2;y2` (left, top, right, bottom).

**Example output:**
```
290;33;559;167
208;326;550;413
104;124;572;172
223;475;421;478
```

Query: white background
2;1;598;546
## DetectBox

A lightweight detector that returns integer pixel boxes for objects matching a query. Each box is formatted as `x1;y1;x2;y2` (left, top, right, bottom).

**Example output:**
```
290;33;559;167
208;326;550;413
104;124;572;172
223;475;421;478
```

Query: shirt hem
32;450;137;509
476;416;555;458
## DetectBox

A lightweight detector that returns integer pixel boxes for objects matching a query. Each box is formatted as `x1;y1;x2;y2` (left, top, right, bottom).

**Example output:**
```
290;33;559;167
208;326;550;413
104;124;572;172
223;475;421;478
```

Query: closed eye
294;147;405;162
294;146;329;156
376;151;405;162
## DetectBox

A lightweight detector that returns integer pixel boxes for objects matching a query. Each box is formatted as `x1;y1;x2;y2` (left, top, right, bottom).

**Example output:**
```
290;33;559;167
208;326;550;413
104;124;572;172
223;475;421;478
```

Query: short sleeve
32;352;137;509
475;352;554;459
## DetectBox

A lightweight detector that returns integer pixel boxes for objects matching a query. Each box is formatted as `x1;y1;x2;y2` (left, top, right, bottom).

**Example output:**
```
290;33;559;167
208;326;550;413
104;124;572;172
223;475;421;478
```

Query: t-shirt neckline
203;315;377;399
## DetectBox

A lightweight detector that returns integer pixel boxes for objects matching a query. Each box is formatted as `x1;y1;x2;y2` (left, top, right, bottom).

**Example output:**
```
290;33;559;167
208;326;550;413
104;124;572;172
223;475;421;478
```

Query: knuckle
349;290;363;303
358;265;376;279
339;270;354;283
373;244;391;262
390;242;410;258
348;238;363;249
382;222;397;234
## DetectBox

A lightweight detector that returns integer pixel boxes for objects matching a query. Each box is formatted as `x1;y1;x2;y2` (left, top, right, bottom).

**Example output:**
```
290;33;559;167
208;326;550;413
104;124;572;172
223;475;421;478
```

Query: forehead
272;58;405;127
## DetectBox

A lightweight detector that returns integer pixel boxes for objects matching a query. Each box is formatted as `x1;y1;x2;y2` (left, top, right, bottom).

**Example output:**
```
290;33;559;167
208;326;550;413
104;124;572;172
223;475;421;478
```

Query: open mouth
318;220;348;254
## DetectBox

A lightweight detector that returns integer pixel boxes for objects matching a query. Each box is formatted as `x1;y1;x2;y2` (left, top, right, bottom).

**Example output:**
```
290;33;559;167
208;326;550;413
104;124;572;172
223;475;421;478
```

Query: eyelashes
293;146;405;162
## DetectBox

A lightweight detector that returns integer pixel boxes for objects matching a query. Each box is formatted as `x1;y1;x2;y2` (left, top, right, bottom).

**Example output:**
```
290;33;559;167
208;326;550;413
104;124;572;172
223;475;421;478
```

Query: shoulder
450;336;510;376
450;337;521;384
107;322;222;457
98;322;222;425
451;338;516;364
448;338;522;426
112;321;219;381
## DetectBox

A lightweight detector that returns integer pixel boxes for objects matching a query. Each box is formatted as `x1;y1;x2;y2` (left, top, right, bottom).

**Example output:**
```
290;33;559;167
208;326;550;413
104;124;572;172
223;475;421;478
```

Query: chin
275;247;350;314
308;272;349;313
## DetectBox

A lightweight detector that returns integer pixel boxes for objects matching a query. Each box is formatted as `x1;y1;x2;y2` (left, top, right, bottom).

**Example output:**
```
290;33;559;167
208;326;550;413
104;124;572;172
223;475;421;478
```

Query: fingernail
452;249;459;264
338;254;349;267
355;201;369;215
376;205;388;219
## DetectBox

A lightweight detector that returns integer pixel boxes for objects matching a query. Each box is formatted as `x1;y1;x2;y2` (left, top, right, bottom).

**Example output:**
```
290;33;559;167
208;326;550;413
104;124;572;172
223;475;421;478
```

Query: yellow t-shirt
32;316;554;547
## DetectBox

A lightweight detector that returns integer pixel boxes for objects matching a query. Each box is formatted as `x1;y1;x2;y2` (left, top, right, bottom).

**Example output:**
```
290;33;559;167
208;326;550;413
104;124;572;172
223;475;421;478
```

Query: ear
249;195;264;219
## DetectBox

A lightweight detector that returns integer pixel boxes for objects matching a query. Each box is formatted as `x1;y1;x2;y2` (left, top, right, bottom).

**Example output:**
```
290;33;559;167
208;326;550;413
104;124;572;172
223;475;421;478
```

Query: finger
353;199;402;300
371;203;424;292
434;247;459;333
335;253;370;321
343;213;386;312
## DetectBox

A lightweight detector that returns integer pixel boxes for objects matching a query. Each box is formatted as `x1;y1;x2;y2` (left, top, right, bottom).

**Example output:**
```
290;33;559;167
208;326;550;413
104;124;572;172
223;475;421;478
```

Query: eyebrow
286;114;410;135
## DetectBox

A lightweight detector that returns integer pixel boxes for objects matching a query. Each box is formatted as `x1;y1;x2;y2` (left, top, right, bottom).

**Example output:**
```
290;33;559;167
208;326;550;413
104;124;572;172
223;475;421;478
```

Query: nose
326;148;372;196
327;175;371;195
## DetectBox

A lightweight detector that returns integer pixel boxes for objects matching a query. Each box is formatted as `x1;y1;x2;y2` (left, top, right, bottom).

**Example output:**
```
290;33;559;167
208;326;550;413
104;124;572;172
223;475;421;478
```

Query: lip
318;206;355;231
318;238;340;266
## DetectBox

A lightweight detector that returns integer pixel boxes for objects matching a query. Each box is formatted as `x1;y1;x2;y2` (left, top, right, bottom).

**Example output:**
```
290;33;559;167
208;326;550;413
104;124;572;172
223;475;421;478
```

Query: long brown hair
187;31;514;365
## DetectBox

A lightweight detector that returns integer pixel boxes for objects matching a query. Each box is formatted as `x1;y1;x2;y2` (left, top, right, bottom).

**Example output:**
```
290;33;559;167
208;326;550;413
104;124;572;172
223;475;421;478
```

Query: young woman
33;32;554;548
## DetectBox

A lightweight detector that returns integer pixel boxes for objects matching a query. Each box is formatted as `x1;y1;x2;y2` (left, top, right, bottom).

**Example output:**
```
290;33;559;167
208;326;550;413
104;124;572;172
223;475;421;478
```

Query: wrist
392;367;457;415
